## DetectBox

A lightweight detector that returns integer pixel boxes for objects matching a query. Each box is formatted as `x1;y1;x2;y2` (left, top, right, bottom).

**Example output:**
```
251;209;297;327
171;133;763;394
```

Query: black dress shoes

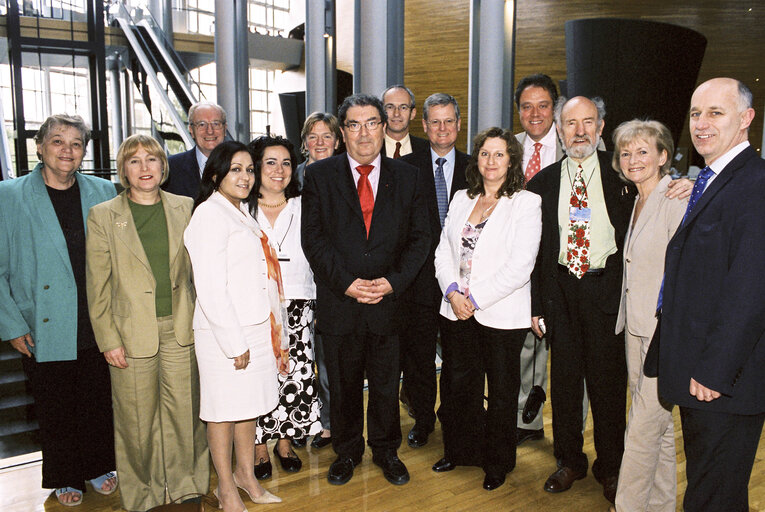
483;473;506;491
372;452;410;485
311;432;332;449
431;457;457;473
291;436;307;448
406;426;432;448
273;443;302;473
543;466;586;493
327;456;359;485
516;427;544;446
596;474;618;504
254;457;272;480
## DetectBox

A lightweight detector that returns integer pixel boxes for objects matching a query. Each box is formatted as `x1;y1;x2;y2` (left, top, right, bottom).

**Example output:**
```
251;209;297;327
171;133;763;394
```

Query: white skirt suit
184;192;278;422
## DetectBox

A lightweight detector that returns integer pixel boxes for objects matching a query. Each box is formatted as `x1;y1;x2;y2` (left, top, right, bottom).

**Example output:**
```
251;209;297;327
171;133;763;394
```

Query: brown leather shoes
597;475;618;504
543;466;586;493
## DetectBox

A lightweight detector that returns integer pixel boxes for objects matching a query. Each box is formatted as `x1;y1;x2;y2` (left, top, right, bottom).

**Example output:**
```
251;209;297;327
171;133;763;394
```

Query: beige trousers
110;316;209;511
615;330;676;512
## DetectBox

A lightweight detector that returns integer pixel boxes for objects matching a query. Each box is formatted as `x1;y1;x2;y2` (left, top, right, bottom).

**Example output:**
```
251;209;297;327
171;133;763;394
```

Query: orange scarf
259;232;289;374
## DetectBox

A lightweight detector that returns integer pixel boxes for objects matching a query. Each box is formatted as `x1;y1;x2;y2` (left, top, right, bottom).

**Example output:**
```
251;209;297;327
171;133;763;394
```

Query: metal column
149;0;173;40
107;54;125;150
215;0;250;141
305;0;337;115
354;0;404;96
467;0;515;151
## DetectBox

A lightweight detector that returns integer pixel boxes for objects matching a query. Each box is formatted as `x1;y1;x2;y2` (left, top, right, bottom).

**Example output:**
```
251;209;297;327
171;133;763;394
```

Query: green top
128;198;172;317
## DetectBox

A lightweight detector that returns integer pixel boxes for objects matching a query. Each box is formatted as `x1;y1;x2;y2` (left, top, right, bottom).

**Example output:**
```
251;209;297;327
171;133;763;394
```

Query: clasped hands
447;291;475;321
345;277;393;304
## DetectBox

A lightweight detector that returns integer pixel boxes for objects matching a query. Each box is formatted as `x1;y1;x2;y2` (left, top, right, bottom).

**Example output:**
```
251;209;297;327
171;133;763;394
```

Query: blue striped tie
656;166;715;311
435;157;448;228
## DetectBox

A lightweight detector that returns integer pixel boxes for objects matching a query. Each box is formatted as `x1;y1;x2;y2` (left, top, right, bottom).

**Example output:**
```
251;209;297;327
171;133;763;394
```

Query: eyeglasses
306;133;337;143
191;120;225;131
344;119;383;132
384;104;412;113
426;118;457;128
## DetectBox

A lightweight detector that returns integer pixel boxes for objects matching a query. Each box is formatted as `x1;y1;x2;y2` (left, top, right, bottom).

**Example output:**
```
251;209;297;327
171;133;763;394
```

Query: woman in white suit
433;127;542;491
611;120;687;512
184;141;287;512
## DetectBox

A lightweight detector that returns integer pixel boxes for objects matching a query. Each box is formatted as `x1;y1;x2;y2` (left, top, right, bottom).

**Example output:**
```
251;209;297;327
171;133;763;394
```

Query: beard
566;135;600;160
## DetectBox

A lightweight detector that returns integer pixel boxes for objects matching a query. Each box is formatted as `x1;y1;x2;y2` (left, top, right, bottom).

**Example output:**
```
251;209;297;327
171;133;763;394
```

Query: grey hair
34;114;91;148
381;84;415;107
736;80;754;110
554;96;606;128
422;93;461;121
188;101;227;125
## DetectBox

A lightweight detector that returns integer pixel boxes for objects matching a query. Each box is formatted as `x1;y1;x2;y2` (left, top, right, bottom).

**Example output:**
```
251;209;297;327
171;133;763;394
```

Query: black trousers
549;268;626;479
398;300;438;431
322;327;401;460
680;407;765;512
438;315;525;476
22;346;115;490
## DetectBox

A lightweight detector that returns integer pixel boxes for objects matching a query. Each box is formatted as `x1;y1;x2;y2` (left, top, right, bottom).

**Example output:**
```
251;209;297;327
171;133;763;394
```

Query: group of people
0;73;762;512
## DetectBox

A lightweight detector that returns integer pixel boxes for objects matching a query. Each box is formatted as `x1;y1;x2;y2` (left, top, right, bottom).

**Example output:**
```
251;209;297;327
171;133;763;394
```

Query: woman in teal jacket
0;114;118;507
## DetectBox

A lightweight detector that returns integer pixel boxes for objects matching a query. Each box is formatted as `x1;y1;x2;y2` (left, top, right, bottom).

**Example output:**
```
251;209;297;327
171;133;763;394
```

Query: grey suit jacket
615;175;686;337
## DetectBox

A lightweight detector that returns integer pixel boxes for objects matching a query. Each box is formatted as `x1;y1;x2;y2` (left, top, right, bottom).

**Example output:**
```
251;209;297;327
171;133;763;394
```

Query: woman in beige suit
86;134;209;511
611;120;687;512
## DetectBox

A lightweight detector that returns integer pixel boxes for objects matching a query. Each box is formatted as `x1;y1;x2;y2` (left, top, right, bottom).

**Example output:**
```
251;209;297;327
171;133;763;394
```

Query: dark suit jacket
163;147;201;199
657;146;765;415
400;147;469;307
301;154;431;336
381;134;429;158
527;151;636;322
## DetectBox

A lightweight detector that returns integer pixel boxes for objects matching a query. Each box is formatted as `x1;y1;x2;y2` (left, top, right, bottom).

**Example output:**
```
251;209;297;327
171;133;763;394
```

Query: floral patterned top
458;218;488;296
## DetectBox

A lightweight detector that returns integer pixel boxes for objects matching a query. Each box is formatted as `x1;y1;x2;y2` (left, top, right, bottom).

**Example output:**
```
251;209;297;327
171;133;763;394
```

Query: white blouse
257;197;316;300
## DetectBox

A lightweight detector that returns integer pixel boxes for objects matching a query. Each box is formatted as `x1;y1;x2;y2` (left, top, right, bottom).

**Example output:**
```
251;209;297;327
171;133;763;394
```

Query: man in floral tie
526;96;634;505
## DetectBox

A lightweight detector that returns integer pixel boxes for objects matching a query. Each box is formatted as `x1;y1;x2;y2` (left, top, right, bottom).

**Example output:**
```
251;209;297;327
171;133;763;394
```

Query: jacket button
43;285;50;290
43;318;49;322
625;258;631;263
625;288;629;293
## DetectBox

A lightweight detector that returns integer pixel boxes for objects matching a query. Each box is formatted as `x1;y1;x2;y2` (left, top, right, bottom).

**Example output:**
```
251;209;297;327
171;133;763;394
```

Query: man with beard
526;96;633;505
380;85;429;159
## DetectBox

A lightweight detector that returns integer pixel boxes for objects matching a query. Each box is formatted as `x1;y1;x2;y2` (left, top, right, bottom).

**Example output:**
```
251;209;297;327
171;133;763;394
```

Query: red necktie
393;141;402;159
356;165;374;237
525;142;543;182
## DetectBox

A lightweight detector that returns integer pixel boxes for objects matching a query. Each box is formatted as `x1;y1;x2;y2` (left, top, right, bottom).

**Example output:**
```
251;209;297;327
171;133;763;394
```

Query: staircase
0;342;39;462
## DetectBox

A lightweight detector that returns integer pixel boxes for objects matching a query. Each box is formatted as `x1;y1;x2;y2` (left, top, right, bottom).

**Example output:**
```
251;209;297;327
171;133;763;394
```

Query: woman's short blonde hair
116;134;169;189
611;119;674;179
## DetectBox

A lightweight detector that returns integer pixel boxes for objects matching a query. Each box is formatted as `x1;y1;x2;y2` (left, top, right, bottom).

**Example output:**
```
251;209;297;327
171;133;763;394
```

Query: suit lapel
370;159;394;239
111;193;153;274
336;156;365;223
630;175;670;243
27;168;73;274
161;190;184;268
451;150;469;198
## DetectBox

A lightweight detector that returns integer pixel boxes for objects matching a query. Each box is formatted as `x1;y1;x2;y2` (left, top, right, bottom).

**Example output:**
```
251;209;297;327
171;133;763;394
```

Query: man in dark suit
380;85;429;158
301;93;430;487
398;93;468;451
656;78;765;512
162;101;227;198
527;96;635;504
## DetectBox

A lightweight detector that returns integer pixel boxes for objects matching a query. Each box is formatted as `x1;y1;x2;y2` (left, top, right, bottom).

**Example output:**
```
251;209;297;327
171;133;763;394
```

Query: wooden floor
1;392;764;512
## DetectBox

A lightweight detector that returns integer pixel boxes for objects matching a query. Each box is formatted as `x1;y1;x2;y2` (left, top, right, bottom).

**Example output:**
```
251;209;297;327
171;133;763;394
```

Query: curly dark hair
247;135;301;218
465;127;525;199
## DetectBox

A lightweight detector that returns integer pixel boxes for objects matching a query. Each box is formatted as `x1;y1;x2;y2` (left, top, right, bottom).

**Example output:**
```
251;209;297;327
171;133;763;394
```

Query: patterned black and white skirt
256;299;322;442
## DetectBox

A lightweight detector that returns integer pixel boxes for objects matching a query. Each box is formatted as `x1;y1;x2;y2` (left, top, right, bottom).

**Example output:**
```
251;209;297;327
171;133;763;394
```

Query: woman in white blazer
184;141;286;512
611;120;687;512
433;127;541;492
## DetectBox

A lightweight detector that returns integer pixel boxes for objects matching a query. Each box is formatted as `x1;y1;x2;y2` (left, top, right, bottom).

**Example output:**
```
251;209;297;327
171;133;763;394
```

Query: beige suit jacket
86;190;195;357
615;175;687;337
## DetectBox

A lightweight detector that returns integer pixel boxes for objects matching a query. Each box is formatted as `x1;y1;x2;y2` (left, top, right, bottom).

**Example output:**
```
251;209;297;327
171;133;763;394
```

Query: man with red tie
301;93;430;487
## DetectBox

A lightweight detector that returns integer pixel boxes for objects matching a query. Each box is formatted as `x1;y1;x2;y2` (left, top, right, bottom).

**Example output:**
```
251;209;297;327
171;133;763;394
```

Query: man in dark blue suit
398;93;467;451
301;93;430;487
657;77;765;512
162;101;227;198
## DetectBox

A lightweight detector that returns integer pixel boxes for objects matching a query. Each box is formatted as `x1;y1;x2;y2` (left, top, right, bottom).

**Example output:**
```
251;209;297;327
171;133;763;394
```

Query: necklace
479;196;498;221
259;197;287;208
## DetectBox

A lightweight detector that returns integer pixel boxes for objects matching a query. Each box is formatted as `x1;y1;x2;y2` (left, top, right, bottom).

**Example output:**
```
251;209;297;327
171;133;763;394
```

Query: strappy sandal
88;471;118;495
55;487;83;507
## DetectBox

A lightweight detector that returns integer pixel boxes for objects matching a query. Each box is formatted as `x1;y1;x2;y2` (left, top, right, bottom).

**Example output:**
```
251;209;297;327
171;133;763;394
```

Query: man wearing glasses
380;85;429;159
163;101;227;198
301;93;430;487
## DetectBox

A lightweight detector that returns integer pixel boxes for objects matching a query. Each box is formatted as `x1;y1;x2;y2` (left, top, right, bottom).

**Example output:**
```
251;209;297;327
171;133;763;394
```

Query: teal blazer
0;164;116;362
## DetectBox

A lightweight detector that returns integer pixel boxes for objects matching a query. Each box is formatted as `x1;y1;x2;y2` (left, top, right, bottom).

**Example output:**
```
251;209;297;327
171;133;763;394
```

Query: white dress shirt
348;153;382;199
385;133;413;157
521;126;559;171
195;146;209;177
705;141;750;189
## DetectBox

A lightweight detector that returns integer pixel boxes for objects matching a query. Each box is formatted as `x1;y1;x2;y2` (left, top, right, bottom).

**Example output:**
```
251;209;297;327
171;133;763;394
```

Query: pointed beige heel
232;474;282;504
